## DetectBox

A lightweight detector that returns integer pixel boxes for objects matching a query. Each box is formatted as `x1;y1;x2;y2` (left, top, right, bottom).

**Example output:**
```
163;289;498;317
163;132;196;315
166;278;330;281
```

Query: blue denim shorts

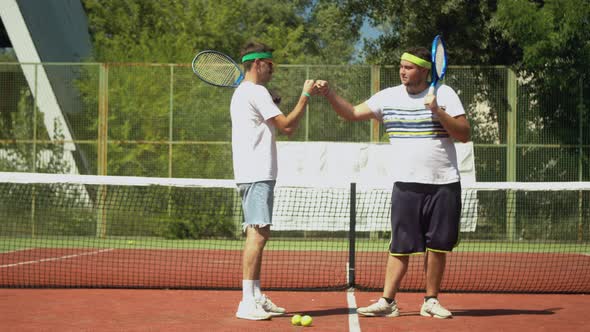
237;180;276;230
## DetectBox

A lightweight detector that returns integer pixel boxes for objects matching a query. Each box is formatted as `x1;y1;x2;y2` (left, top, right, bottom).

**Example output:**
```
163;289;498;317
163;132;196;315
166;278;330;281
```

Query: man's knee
246;225;271;243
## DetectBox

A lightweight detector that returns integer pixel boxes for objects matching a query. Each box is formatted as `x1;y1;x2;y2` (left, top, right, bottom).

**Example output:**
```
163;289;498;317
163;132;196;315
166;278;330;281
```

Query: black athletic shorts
388;181;461;255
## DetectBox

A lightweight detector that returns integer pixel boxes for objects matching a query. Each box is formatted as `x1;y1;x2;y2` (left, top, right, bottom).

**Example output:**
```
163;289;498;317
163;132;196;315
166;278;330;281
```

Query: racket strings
193;53;241;86
435;42;446;76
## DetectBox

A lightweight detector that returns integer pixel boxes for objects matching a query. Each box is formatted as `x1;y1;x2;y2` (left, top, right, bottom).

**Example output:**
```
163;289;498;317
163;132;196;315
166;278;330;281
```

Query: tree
492;0;590;75
492;0;590;180
347;0;516;66
82;0;360;65
78;0;364;177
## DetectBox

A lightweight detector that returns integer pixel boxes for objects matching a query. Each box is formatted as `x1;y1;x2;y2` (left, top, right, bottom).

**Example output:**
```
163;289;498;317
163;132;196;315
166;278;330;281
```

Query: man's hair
405;47;431;66
240;41;274;72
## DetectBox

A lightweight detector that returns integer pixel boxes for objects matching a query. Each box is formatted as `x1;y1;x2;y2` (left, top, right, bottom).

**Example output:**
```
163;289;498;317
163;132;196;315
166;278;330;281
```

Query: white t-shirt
365;84;466;184
230;81;282;183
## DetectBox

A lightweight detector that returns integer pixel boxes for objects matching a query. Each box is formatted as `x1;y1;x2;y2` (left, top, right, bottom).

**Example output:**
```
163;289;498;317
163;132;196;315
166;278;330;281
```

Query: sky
355;19;382;60
361;19;382;40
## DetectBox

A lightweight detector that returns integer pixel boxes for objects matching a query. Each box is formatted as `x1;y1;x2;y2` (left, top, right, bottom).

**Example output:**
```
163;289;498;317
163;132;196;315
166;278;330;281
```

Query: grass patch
1;237;588;254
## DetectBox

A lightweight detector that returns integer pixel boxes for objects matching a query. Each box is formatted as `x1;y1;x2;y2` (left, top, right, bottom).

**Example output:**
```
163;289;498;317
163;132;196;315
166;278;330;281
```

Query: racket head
192;50;244;88
430;35;448;84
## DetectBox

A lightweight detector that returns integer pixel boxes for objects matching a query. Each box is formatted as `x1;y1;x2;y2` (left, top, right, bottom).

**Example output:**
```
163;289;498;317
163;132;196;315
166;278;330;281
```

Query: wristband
302;91;311;98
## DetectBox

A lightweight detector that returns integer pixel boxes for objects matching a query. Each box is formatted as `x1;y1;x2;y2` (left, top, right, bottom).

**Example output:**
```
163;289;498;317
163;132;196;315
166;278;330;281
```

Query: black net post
348;182;356;288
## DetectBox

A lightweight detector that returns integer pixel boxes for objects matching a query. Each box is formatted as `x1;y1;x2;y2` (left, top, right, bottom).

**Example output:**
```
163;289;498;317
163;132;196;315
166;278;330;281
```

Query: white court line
0;248;34;254
0;248;114;268
347;288;361;332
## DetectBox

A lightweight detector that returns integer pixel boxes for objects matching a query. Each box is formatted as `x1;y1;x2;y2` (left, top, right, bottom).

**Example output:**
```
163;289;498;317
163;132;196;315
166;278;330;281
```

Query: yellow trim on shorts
426;247;452;254
389;251;425;256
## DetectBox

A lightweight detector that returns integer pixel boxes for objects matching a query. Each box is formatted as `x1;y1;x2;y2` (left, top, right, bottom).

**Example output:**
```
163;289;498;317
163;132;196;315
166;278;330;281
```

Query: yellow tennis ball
291;314;302;326
301;315;312;327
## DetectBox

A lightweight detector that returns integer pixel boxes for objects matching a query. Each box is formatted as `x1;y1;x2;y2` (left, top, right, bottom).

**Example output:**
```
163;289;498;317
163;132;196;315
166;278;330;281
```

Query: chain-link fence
0;62;588;181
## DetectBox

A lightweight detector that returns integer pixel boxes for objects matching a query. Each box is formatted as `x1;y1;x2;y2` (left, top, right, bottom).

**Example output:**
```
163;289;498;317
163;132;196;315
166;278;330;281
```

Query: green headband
401;52;431;69
241;52;273;63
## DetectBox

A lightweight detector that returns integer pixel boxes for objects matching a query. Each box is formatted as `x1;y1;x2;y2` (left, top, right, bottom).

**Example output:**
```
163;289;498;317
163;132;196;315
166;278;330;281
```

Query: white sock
254;280;262;299
242;280;255;302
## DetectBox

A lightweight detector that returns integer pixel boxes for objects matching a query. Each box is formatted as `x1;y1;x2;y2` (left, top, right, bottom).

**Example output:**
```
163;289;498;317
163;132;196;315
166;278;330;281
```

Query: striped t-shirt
365;84;465;184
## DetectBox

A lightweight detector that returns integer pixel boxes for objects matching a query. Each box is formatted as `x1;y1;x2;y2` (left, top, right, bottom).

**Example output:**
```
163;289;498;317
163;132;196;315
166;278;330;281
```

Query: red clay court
2;246;590;331
2;289;589;331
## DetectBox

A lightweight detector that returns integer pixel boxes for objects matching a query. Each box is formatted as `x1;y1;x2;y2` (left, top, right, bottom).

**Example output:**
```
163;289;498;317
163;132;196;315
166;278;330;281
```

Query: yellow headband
401;53;431;69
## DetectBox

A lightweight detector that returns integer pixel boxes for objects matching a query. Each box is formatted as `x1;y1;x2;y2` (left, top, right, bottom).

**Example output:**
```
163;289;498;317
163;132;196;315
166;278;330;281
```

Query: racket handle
424;86;436;107
427;85;435;95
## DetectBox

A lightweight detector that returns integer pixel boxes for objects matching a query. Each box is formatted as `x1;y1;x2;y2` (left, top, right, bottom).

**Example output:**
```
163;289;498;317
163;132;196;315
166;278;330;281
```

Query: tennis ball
291;314;302;326
301;315;312;327
127;240;135;245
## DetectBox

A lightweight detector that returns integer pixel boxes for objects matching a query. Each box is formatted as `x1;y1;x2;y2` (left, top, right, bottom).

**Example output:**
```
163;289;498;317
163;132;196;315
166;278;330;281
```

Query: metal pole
97;64;109;238
370;65;380;142
506;69;517;240
578;76;584;241
348;182;356;288
305;65;310;141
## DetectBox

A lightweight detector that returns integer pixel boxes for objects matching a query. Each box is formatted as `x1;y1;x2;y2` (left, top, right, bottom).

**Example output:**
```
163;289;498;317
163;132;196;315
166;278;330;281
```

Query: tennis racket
191;50;244;88
424;35;448;106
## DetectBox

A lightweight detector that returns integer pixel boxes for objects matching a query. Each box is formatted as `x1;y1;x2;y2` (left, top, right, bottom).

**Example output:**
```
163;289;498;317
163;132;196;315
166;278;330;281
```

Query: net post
369;64;381;241
168;64;174;178
96;185;107;239
305;65;310;141
370;65;381;142
98;63;109;176
31;185;36;239
348;182;356;288
31;65;38;238
96;64;109;239
578;75;585;241
233;188;242;237
506;69;517;240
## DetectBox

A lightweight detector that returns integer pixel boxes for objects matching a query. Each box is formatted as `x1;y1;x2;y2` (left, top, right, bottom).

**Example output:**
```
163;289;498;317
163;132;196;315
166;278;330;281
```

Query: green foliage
492;0;590;167
0;49;17;62
493;0;590;74
305;2;363;64
77;0;365;177
82;0;359;65
0;79;72;173
347;0;516;66
160;187;239;239
162;217;236;240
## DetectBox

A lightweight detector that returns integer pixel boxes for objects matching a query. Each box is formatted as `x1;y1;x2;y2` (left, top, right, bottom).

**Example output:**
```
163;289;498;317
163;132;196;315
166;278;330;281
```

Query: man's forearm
284;95;310;130
435;109;470;142
326;90;356;120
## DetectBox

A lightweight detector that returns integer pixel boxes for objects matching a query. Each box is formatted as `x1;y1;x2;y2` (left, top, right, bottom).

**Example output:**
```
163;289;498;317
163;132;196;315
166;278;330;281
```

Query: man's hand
424;93;438;110
302;79;316;96
314;80;330;96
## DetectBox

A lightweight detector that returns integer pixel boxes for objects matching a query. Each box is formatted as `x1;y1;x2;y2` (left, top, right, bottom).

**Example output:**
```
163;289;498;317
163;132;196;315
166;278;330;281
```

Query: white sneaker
420;298;452;319
256;294;286;316
236;301;272;320
357;298;400;317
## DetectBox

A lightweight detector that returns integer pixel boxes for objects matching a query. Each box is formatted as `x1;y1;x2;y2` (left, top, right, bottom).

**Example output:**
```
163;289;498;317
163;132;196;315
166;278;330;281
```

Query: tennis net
0;172;589;293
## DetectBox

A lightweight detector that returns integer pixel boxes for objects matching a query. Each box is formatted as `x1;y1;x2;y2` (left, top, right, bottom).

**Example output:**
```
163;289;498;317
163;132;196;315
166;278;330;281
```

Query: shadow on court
452;307;561;317
289;307;351;317
298;306;561;318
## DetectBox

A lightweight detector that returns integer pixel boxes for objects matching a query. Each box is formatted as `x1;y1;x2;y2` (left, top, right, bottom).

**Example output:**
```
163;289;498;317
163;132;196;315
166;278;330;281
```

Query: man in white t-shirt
316;47;470;319
231;41;316;321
